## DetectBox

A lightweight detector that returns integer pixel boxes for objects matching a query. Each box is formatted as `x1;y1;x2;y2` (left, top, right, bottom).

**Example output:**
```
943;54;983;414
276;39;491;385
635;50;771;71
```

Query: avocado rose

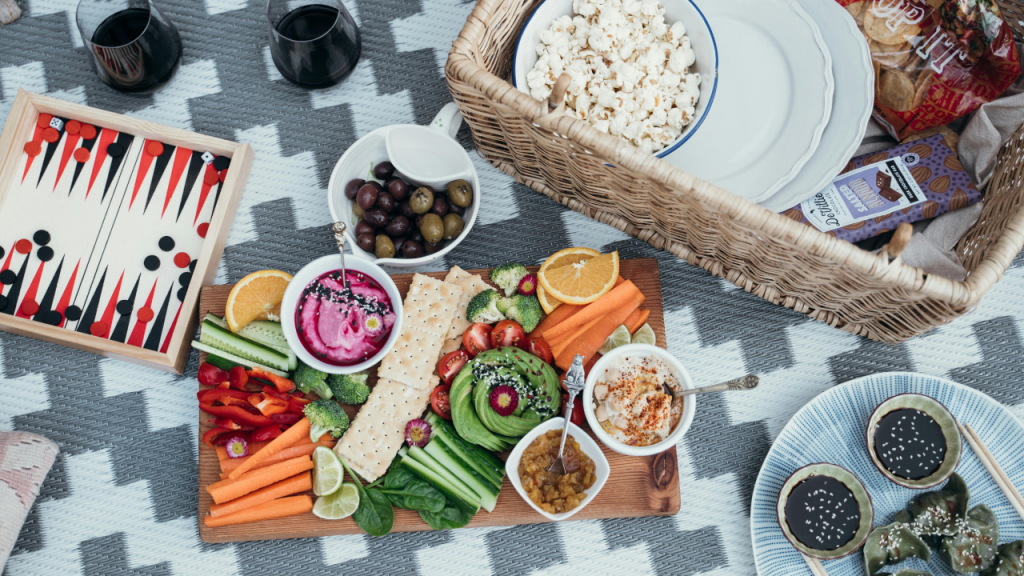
449;347;561;451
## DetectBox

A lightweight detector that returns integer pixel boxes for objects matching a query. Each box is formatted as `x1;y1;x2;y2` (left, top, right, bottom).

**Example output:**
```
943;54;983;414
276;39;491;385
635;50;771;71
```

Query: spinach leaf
381;463;445;513
419;495;475;530
340;457;395;537
383;465;418;490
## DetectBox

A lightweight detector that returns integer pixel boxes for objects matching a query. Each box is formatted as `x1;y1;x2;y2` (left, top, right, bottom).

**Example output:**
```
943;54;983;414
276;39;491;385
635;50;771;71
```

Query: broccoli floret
496;296;512;315
328;372;371;404
467;289;506;323
294;362;332;399
504;294;543;333
490;263;529;297
303;399;350;442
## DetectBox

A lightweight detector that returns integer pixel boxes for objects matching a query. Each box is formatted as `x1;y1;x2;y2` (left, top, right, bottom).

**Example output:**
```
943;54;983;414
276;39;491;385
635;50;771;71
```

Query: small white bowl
511;0;718;158
505;417;610;521
279;254;404;374
327;105;480;268
583;344;695;456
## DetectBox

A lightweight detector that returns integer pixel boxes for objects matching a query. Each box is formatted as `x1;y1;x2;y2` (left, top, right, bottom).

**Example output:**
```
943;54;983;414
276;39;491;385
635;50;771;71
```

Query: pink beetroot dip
295;269;396;366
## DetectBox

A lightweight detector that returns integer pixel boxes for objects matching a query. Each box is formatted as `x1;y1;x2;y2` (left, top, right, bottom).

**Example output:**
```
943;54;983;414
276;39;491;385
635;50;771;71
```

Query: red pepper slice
269;412;303;427
202;427;235;448
212;417;255;431
198;362;229;387
261;385;290;401
247;367;295;393
198;388;251;404
287;395;313;414
228;365;249;390
248;393;289;417
199;402;273;427
252;424;283;443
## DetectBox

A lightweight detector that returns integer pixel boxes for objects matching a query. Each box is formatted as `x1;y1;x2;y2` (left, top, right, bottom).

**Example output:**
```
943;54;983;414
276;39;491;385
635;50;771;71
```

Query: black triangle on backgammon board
143;287;173;351
144;144;176;213
69;131;99;192
36;117;68;188
103;134;135;201
0;257;29;315
33;256;64;324
109;275;140;343
75;268;106;335
177;151;205;221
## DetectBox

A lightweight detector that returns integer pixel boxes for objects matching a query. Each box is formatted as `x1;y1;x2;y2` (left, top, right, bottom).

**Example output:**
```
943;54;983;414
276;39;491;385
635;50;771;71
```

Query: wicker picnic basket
445;0;1024;343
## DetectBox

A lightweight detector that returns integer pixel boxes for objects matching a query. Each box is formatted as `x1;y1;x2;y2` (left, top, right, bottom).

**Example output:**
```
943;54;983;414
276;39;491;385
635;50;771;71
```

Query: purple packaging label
783;134;982;242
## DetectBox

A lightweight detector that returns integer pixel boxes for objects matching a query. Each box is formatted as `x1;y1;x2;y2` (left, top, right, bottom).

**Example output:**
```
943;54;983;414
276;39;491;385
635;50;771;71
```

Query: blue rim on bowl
510;0;719;158
776;462;874;560
865;393;963;489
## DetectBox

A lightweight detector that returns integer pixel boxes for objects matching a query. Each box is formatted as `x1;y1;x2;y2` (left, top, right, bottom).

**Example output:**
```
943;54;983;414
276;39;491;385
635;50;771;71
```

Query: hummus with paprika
592;354;683;446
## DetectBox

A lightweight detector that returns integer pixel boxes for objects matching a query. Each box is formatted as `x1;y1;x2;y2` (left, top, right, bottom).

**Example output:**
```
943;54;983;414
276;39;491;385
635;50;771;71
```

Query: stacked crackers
334;267;491;481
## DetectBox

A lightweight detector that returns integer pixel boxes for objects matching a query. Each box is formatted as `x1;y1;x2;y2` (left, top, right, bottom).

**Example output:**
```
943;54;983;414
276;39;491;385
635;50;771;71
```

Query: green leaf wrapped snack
906;473;970;543
863;521;931;575
940;504;998;574
979;540;1024;576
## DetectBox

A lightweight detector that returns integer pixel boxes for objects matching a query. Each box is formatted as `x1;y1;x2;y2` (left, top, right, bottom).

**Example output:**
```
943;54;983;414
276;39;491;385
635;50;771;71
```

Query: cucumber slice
191;341;290;377
204;354;242;372
424;440;499;512
237;320;297;371
199;320;290;371
406;446;481;508
204;314;229;329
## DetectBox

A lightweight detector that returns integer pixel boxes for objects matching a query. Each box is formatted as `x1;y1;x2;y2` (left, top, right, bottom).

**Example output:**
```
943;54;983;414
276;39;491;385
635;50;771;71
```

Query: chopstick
959;421;1024;522
802;554;828;576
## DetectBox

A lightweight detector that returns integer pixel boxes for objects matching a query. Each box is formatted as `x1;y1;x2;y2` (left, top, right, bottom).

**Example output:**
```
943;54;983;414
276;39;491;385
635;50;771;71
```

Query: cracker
377;327;444;390
845;0;865;23
440;338;462;356
447;275;492;340
333;378;434;481
444;266;474;284
869;39;912;69
878;69;915;111
912;69;935;109
864;8;920;45
402;274;464;337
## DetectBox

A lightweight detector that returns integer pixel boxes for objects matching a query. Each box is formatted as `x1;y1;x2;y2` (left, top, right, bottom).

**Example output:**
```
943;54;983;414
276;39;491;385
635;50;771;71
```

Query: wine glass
76;0;182;93
266;0;361;88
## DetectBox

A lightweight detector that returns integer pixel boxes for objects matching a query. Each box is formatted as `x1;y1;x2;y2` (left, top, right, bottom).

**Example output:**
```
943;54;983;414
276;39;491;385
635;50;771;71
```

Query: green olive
375;235;396;259
409;187;434;215
353;203;365;218
442;213;464;240
420;213;444;244
447;179;473;208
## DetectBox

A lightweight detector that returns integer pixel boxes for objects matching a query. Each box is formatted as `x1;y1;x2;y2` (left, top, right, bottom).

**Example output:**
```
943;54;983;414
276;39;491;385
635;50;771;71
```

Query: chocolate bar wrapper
782;134;981;243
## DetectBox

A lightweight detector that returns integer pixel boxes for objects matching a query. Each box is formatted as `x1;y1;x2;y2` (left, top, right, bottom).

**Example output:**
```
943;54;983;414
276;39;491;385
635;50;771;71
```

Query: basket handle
884;222;913;260
545;73;572;114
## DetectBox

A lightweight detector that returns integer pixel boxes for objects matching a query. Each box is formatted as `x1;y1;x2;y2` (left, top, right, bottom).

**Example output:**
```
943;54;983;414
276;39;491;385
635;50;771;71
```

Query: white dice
49;117;64;131
201;151;215;164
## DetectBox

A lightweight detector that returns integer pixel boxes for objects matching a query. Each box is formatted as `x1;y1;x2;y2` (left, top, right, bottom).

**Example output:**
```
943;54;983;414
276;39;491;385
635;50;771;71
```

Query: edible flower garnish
517;273;538;296
490;385;519;416
364;315;383;333
225;436;248;459
405;418;432;448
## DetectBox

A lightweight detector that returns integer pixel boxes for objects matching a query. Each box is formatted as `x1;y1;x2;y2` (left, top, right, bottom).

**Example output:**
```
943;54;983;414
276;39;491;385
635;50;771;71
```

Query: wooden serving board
197;257;679;543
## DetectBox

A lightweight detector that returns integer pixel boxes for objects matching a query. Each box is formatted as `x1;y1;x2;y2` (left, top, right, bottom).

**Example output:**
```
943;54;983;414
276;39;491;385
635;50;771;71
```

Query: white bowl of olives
327;104;479;268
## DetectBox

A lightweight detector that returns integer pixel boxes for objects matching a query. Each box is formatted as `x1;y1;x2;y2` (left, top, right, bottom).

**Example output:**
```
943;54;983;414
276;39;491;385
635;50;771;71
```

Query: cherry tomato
197;362;229;387
431;384;453;420
523;337;553;364
491;320;526;349
438;350;471;385
463;323;493;357
562;393;585;426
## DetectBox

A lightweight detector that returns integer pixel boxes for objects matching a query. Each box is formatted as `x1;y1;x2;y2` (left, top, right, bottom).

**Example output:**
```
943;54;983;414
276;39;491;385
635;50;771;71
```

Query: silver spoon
548;354;585;476
665;374;760;398
332;222;349;288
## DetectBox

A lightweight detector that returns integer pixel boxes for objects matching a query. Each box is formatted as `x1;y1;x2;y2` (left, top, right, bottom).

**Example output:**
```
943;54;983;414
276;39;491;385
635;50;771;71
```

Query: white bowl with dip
583;344;695;457
280;254;403;375
327;103;480;268
505;417;610;521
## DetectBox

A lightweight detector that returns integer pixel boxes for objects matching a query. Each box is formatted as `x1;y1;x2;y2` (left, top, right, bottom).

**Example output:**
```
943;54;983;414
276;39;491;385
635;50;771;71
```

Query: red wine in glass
77;0;182;93
267;0;361;88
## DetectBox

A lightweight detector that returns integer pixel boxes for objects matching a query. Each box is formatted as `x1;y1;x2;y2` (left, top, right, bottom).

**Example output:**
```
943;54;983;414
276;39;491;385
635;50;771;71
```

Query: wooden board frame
196;258;681;543
0;89;253;374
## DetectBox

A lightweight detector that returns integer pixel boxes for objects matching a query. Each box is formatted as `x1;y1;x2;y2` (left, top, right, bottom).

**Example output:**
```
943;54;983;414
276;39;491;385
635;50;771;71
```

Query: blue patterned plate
751;372;1024;575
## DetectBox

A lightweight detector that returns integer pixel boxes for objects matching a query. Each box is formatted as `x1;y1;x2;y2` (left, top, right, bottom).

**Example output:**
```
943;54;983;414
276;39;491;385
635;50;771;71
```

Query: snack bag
839;0;1020;140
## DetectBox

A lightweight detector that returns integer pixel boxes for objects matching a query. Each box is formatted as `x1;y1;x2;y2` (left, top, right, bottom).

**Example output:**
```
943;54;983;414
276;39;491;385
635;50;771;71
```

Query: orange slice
539;247;601;276
536;283;562;314
538;250;619;305
225;269;293;332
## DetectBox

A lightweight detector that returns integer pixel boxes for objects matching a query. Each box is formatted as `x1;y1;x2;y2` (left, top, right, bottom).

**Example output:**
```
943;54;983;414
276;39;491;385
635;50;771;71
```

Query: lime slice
313;482;360;520
598;325;631;355
312;446;344;496
631;323;656;346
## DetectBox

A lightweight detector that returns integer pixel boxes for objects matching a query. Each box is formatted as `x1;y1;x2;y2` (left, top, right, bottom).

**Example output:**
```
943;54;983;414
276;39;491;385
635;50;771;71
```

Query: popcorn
528;0;701;153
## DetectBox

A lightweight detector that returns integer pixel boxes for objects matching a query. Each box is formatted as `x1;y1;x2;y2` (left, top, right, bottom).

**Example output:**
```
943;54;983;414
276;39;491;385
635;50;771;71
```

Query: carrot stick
543;281;639;341
551;316;602;358
208;456;314;504
555;293;644;370
220;441;335;478
216;434;326;472
209;472;312;518
622;308;642;335
628;309;650;334
528;303;582;339
204;495;313;527
217;441;270;466
228;417;311;480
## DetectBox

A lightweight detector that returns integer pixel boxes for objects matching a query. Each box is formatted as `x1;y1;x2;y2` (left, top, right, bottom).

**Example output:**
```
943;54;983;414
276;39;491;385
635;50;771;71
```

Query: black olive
373;161;395;181
430;197;449;217
448;199;465;216
415;214;424;229
376;191;395;213
399;201;416;219
344;178;364;200
387;178;408;200
402;240;425;258
423;240;445;254
385;215;410;236
409;229;423;243
392;236;407;255
363;207;389;227
356;184;379;211
355;220;376;236
356;233;375;252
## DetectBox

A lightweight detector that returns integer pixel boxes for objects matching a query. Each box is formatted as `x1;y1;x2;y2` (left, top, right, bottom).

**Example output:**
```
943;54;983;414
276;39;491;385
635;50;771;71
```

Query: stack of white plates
663;0;873;211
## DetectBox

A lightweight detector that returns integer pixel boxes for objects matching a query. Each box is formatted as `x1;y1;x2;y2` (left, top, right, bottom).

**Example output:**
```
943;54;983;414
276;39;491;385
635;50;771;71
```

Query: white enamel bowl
280;254;404;375
505;417;611;521
583;344;695;456
511;0;718;158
